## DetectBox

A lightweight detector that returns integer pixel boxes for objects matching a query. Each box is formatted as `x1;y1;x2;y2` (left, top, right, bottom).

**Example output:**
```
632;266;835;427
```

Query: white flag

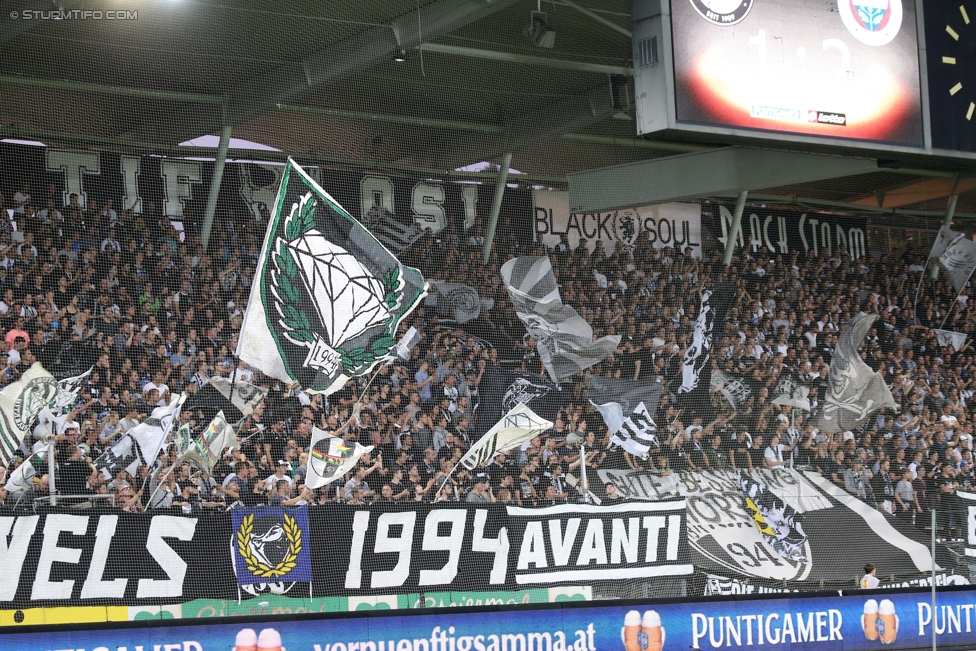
936;229;976;294
771;384;811;411
929;226;957;261
711;369;754;410
395;326;423;360
4;459;35;493
461;403;553;470
306;427;373;488
176;411;238;472
124;395;186;474
935;329;967;350
0;362;58;470
501;256;620;382
430;281;482;323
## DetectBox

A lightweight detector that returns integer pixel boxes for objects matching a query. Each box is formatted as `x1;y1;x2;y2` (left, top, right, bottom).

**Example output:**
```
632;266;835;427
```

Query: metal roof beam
432;81;619;168
0;0;51;45
0;73;226;104
419;43;634;76
560;0;632;38
568;148;879;212
129;0;522;145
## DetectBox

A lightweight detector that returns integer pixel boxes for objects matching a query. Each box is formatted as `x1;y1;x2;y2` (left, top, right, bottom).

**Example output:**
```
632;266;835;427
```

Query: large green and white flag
238;159;428;394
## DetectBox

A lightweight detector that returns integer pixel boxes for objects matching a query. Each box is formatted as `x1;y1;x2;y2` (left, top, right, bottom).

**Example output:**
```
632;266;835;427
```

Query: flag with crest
174;410;238;473
0;363;58;470
305;427;373;489
500;256;620;383
588;376;664;459
460;403;553;470
812;312;896;433
238;159;428;395
931;226;976;295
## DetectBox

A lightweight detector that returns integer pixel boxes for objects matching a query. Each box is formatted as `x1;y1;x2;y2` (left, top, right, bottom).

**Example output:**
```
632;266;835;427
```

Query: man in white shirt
764;434;791;470
860;563;880;589
12;183;30;216
265;461;294;490
100;229;121;253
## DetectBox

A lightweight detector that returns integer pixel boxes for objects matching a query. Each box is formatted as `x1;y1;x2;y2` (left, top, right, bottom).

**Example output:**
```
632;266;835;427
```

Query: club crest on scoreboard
687;0;754;26
839;0;903;46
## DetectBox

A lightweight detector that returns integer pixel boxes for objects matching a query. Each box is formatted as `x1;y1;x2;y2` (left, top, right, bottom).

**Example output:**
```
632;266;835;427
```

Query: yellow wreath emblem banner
236;513;303;579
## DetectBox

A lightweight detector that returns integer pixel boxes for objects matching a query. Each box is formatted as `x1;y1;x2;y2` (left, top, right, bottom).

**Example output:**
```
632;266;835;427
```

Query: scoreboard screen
665;0;924;146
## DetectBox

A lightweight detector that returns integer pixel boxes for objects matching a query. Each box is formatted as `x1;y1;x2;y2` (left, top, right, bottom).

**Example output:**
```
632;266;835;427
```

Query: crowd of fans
0;182;973;537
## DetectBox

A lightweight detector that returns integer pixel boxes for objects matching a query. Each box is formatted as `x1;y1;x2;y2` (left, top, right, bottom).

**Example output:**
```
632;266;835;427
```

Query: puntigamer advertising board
5;589;976;651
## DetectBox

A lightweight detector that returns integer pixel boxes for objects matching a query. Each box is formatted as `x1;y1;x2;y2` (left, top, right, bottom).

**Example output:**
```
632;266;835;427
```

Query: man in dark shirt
262;420;289;467
730;431;753;470
936;465;962;536
705;434;730;471
59;445;98;498
871;459;895;506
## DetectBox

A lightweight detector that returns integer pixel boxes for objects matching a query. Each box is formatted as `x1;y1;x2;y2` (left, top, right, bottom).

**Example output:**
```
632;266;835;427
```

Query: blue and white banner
5;588;976;650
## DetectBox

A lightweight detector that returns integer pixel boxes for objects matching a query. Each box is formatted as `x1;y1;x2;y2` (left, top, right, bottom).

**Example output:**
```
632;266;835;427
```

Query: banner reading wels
533;190;702;257
5;588;976;651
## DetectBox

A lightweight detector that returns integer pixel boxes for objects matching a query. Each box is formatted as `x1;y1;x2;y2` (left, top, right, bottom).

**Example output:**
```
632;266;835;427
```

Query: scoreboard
633;0;976;161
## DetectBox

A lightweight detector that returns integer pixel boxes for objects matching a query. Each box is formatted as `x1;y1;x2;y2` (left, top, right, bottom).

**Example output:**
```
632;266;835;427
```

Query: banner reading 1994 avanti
5;588;976;651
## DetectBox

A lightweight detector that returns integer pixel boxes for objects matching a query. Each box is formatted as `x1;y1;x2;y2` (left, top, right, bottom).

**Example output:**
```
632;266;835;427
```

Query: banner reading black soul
705;205;868;260
0;501;689;608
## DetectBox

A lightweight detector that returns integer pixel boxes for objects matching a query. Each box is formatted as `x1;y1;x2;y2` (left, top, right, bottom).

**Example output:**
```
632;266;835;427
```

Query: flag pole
912;260;929;323
938;264;976;330
144;464;177;509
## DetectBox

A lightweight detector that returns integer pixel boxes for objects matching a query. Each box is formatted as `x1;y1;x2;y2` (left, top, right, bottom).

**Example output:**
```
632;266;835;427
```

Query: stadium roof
2;0;976;221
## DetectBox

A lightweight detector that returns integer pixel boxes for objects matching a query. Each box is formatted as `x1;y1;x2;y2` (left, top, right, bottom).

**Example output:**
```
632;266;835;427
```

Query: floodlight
523;12;556;49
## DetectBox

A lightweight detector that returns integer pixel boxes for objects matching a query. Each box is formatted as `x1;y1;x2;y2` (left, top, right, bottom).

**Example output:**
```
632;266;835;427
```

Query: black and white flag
474;366;570;436
501;256;620;383
306;428;373;488
95;395;185;477
812;312;897;433
461;403;553;470
675;284;735;406
588;376;664;459
187;377;266;424
429;281;482;323
360;204;424;253
929;225;957;261
935;329;967;351
932;226;976;294
711;370;754;410
770;373;811;411
0;363;58;470
174;411;238;473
